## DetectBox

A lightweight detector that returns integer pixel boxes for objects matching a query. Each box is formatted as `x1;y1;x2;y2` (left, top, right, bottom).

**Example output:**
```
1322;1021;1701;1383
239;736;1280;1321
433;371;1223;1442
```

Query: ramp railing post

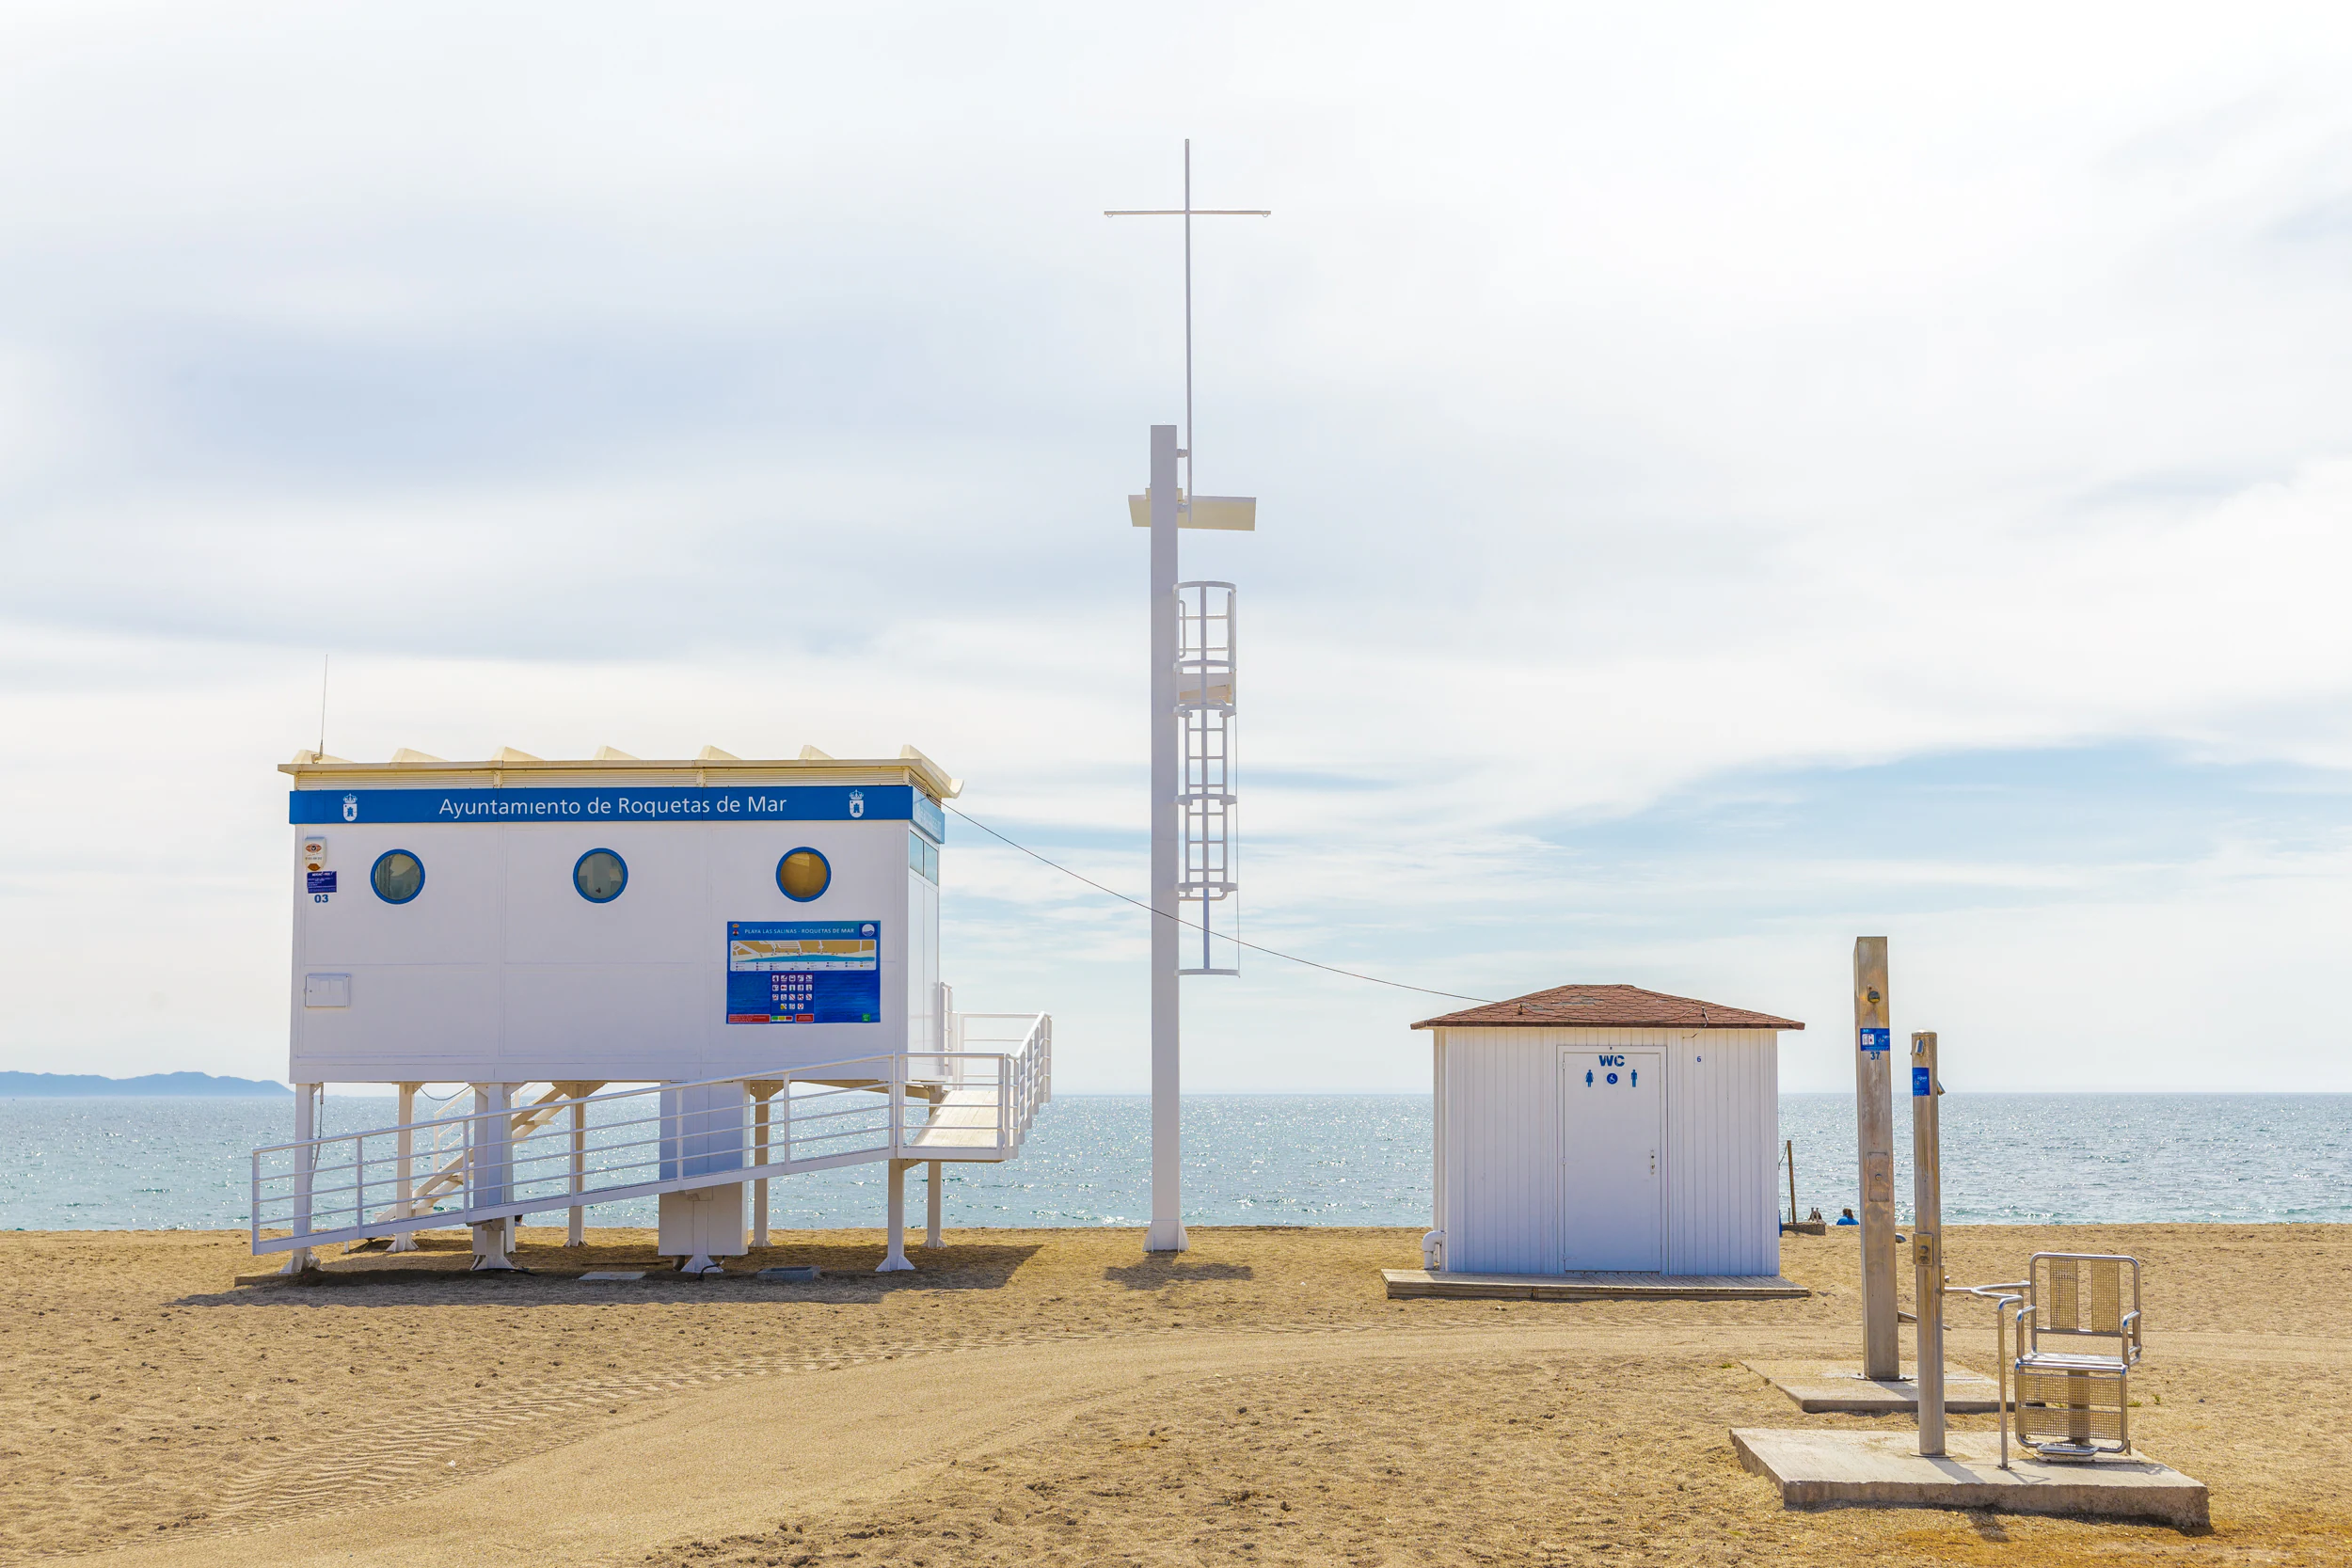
925;1161;944;1247
1853;937;1899;1381
1912;1030;1947;1455
889;1056;906;1157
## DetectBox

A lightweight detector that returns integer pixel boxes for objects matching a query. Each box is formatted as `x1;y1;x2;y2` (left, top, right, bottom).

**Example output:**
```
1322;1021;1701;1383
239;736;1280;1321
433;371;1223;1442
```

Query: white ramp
249;1016;1051;1256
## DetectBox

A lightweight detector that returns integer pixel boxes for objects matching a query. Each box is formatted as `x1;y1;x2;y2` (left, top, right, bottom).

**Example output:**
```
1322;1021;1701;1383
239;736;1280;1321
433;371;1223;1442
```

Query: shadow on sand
176;1234;1043;1308
1100;1258;1255;1290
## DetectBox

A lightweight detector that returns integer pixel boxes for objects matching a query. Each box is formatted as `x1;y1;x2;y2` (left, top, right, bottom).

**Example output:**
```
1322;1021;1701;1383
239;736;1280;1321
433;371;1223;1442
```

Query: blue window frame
777;847;831;902
573;848;628;903
370;848;425;904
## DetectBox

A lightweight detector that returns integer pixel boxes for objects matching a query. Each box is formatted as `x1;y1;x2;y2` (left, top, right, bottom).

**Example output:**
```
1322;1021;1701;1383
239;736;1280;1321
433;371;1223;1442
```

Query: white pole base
388;1233;419;1254
1144;1221;1190;1253
877;1245;914;1273
676;1253;723;1275
469;1219;516;1271
468;1252;519;1272
277;1247;315;1275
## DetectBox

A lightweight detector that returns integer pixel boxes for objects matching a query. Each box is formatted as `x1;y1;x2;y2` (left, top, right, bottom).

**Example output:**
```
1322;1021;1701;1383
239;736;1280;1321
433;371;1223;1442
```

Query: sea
1;1093;2345;1233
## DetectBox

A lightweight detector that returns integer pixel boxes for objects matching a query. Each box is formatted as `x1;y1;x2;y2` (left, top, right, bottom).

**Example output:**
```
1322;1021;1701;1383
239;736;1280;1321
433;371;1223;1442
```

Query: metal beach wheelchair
1954;1252;2144;1465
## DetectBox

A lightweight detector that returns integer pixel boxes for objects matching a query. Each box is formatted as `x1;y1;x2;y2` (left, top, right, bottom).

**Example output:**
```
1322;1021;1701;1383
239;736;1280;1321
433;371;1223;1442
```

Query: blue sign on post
1859;1027;1891;1053
1913;1066;1931;1096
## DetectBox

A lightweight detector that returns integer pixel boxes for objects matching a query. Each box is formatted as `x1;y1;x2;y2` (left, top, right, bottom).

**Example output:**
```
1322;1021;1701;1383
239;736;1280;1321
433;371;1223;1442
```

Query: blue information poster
725;921;882;1024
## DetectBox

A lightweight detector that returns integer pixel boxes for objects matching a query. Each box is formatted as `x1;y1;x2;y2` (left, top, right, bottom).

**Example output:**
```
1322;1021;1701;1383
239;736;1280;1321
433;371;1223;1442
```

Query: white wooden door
1559;1047;1663;1271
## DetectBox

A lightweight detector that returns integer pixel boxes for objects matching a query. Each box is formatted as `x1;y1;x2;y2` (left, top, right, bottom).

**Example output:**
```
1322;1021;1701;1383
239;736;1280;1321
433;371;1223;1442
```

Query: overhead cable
943;803;1497;1006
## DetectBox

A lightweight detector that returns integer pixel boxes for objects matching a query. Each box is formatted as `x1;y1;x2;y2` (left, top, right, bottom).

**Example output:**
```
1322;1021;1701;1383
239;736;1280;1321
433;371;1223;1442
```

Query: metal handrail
1946;1279;2029;1469
252;1021;1052;1255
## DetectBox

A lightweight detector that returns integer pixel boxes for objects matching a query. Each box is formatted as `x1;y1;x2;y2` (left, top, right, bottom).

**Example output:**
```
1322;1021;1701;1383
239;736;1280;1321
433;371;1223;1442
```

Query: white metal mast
1108;141;1267;1253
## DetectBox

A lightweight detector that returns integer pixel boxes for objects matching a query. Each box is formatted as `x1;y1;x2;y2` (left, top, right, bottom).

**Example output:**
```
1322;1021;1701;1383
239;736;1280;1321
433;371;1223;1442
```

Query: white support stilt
752;1085;775;1249
556;1081;596;1246
469;1082;519;1271
279;1082;321;1273
925;1159;944;1247
879;1159;915;1272
388;1082;421;1252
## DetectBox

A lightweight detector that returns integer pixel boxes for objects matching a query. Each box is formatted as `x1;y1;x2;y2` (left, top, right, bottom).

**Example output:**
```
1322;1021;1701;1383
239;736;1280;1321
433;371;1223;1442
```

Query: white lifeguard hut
1413;985;1802;1277
257;744;1053;1273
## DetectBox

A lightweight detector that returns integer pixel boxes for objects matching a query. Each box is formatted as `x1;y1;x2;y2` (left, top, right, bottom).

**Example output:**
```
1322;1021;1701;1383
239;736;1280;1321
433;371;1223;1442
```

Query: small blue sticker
1584;1069;1593;1086
1913;1066;1931;1097
1859;1027;1891;1053
1606;1071;1619;1085
307;871;337;894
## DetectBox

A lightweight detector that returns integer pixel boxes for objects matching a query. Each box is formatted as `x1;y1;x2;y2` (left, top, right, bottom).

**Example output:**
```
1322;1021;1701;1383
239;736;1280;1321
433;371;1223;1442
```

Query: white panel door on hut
1559;1047;1663;1270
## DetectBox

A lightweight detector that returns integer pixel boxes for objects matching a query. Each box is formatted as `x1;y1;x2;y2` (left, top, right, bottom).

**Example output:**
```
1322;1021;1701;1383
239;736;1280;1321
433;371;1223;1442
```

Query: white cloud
3;4;2350;1092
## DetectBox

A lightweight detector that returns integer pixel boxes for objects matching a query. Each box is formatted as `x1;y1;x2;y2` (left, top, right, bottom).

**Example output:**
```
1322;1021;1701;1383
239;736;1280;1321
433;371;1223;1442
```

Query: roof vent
697;745;741;762
389;748;448;766
798;745;836;761
593;746;641;761
491;747;541;764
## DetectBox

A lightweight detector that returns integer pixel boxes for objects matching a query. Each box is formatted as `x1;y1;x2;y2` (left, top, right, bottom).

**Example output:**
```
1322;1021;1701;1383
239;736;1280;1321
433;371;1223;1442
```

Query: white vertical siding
1438;1027;1568;1274
1662;1028;1780;1275
1436;1024;1782;1277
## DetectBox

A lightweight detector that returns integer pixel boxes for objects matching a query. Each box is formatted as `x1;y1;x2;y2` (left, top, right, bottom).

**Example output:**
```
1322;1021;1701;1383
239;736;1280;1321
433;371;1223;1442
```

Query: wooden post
925;1160;944;1247
1912;1030;1947;1454
1853;937;1899;1380
1786;1138;1798;1227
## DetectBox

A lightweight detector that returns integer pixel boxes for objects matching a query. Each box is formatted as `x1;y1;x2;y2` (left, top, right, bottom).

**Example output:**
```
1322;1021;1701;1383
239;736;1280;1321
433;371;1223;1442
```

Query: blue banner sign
724;921;882;1025
1913;1066;1931;1096
291;784;941;834
1859;1027;1891;1053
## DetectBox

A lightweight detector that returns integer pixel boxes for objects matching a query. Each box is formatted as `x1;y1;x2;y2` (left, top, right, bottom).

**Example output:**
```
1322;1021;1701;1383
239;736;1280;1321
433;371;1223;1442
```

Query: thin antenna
1105;139;1270;511
317;654;329;759
1184;137;1193;504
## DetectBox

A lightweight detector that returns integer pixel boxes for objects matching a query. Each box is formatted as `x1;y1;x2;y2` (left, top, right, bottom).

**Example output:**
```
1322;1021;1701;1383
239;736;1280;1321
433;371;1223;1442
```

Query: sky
4;4;2351;1094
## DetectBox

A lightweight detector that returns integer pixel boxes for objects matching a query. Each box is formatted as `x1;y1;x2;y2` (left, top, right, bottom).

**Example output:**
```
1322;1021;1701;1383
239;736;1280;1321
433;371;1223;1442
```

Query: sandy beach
2;1223;2345;1566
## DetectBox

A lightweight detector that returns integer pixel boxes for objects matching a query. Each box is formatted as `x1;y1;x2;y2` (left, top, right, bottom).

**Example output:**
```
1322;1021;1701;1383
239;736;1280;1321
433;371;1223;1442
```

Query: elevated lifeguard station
255;743;1052;1273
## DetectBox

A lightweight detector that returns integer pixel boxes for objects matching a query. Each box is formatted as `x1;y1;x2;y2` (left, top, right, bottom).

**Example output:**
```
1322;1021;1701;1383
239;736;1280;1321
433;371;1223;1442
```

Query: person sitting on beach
1835;1207;1858;1226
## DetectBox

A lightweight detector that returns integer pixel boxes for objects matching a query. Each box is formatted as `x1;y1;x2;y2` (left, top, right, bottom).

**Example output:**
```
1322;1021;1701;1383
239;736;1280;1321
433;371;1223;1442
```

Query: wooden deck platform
1381;1268;1808;1302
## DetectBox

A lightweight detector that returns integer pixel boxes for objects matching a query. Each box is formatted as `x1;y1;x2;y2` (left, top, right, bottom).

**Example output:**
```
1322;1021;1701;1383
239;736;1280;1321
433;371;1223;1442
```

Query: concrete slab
579;1271;645;1281
1746;1359;2003;1414
1730;1428;2207;1528
1382;1269;1807;1302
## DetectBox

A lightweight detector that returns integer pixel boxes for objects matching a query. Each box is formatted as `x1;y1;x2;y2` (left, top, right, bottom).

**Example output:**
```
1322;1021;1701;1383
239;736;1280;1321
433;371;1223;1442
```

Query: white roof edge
278;751;962;799
898;744;961;799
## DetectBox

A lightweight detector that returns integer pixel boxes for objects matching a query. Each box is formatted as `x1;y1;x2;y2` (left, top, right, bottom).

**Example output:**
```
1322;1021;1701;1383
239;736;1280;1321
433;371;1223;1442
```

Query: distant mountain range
0;1070;291;1097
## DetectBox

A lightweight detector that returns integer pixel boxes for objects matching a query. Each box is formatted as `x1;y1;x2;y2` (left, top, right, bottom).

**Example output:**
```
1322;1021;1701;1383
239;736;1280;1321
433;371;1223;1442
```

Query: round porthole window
573;848;628;903
776;847;831;902
371;849;424;904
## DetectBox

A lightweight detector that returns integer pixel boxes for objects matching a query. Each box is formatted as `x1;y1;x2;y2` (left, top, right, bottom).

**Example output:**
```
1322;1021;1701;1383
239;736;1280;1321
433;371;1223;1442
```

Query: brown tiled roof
1411;984;1804;1032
